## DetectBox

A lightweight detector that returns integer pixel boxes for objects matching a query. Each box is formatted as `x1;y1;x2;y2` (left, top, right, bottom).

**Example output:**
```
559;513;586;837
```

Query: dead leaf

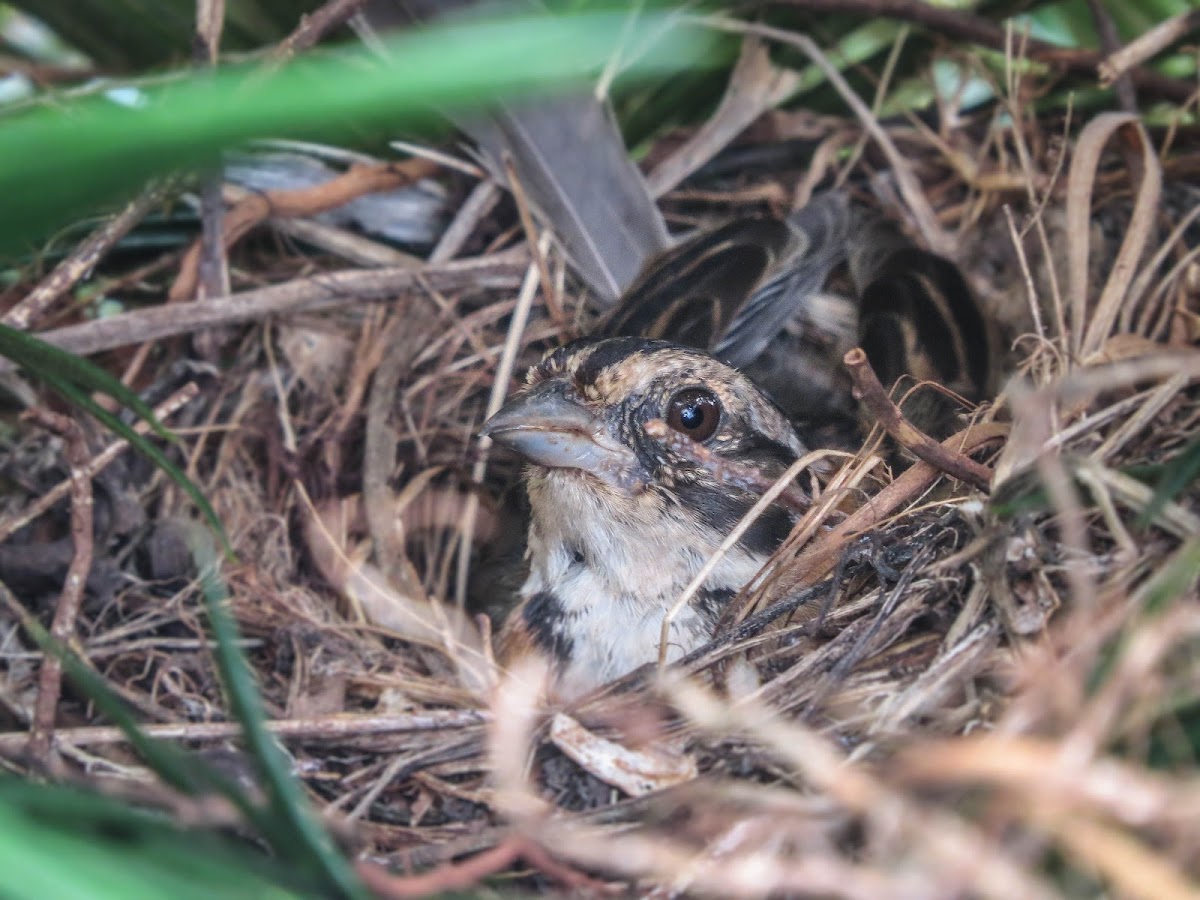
549;712;697;797
647;38;800;198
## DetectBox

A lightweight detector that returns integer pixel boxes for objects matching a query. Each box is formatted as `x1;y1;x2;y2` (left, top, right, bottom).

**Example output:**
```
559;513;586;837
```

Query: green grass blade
0;323;168;438
1138;436;1200;530
0;322;227;548
16;612;295;850
29;364;230;555
0;776;316;900
0;10;712;256
191;545;368;899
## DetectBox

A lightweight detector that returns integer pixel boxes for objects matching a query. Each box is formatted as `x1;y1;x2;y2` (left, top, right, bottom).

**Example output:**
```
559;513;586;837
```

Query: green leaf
16;611;295;849
0;776;316;900
0;323;229;553
0;10;712;256
0;323;167;437
1138;436;1200;530
1145;698;1200;771
1138;536;1200;616
18;583;366;895
189;547;369;899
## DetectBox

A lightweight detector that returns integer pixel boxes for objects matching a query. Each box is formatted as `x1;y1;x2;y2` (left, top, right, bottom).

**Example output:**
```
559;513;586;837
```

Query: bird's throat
513;468;771;694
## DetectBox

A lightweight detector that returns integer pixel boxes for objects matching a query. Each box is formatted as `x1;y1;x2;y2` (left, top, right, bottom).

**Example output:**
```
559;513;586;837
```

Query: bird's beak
480;382;638;480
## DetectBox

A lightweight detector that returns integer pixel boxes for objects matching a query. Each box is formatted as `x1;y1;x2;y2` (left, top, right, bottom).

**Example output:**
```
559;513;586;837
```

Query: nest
1;57;1199;899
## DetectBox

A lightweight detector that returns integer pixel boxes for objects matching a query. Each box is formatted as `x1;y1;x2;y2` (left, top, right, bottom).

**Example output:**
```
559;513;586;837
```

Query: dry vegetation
1;8;1199;898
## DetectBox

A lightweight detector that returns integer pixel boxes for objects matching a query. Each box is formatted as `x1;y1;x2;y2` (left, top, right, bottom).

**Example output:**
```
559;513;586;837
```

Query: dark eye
666;388;721;442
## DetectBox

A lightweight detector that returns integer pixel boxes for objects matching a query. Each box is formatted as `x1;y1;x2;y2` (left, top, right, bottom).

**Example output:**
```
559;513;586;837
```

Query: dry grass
1;36;1198;899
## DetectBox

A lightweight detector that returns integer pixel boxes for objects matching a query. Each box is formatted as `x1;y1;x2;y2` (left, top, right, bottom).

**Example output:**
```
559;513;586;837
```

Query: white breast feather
523;471;769;696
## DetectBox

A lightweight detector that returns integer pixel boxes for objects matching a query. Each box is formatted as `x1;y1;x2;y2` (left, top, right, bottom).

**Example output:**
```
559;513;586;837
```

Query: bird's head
481;337;807;505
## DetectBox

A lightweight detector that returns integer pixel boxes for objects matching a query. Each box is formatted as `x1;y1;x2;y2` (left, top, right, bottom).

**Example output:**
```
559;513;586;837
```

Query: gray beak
480;382;638;480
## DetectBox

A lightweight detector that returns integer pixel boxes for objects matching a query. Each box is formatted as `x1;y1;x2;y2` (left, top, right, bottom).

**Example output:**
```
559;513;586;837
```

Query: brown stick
0;709;485;752
169;156;440;301
3;182;174;331
1100;9;1200;85
357;838;525;898
22;410;94;762
429;180;501;264
1085;0;1137;113
0;253;526;376
0;383;200;544
503;154;566;330
765;0;1197;104
777;422;1008;598
272;0;370;60
356;835;610;898
192;0;232;363
845;347;993;492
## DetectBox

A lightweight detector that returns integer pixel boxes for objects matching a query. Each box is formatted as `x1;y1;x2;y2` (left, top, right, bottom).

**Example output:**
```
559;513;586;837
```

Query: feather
599;218;794;346
713;191;852;368
461;94;672;305
359;0;671;305
598;192;853;370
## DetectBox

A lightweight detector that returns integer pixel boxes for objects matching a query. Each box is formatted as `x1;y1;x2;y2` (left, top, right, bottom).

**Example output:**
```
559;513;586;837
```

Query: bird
477;196;992;699
480;336;809;699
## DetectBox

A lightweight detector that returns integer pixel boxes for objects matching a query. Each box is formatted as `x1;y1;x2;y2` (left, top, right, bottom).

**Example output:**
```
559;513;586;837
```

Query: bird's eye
666;388;721;442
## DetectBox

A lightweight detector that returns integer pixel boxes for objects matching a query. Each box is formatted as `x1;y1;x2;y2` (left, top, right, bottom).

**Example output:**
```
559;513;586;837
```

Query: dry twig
0;252;526;375
845;347;993;491
21;409;94;761
169;156;439;301
3;182;174;331
0;383;199;544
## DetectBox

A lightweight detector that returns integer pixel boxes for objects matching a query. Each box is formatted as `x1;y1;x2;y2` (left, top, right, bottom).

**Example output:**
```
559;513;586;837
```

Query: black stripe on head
530;337;596;384
522;591;575;664
573;337;666;388
671;480;794;556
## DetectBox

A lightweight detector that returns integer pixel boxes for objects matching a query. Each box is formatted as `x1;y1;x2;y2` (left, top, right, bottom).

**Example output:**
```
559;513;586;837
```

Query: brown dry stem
169;156;440;302
21;409;94;761
4;181;175;331
845;347;994;491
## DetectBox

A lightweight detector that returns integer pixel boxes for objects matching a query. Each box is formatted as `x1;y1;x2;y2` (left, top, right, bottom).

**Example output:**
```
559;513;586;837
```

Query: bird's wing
712;191;853;368
849;208;991;403
597;217;795;349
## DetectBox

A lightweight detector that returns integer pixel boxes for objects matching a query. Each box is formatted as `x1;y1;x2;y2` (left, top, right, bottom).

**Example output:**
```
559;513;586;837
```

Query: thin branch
0;383;199;544
429;179;500;264
1100;8;1200;84
356;835;609;897
0;710;486;751
775;422;1008;600
0;253;527;376
502;153;564;329
845;348;993;492
3;181;175;331
23;409;94;762
1085;0;1137;113
169;156;439;301
273;0;370;60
